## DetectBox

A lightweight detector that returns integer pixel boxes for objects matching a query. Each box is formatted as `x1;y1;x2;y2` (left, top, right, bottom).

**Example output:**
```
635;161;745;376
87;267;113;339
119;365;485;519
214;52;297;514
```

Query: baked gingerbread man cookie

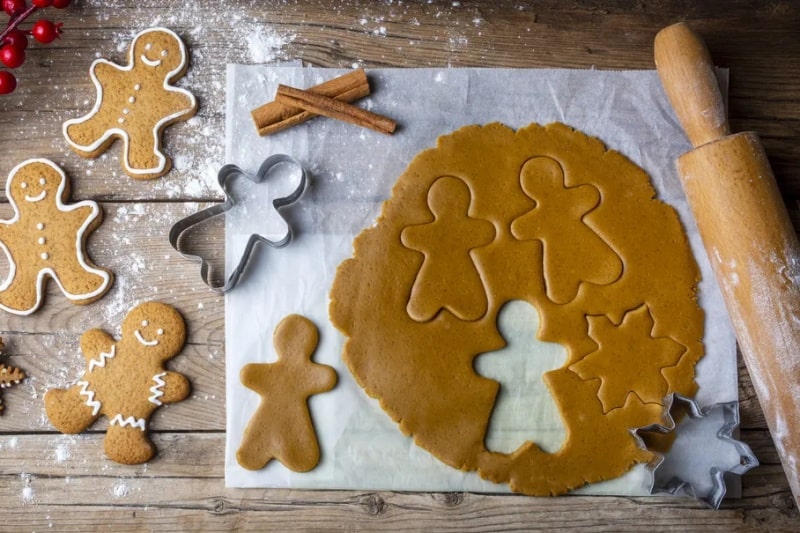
237;314;337;472
44;301;190;465
0;159;112;315
63;27;197;179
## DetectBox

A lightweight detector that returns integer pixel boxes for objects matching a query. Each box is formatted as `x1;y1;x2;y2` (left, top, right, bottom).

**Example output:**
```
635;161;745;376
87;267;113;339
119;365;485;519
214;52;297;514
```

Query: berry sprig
0;0;71;95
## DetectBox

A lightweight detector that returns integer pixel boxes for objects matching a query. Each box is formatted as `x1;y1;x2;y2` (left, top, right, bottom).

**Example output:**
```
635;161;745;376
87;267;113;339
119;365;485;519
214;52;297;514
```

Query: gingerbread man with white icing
63;27;197;179
45;301;190;465
0;159;112;316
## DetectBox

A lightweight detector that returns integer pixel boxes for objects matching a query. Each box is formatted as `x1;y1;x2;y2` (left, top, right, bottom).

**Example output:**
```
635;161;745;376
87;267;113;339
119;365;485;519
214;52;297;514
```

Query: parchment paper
223;66;738;496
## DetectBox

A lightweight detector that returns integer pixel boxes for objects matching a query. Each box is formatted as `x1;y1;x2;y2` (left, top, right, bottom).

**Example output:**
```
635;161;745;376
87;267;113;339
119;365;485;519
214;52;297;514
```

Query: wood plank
1;1;798;199
0;429;784;481
0;473;796;532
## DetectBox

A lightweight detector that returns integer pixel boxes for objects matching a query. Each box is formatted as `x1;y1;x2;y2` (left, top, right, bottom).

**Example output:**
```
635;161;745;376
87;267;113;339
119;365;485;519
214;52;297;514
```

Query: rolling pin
654;22;800;509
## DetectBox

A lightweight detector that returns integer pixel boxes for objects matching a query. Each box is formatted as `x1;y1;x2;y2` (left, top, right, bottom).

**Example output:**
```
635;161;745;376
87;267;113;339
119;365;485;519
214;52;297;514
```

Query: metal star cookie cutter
634;393;759;509
168;154;307;293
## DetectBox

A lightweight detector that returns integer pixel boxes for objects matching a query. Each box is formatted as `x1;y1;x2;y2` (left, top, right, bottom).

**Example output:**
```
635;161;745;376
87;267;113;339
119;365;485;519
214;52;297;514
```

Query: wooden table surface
1;0;798;530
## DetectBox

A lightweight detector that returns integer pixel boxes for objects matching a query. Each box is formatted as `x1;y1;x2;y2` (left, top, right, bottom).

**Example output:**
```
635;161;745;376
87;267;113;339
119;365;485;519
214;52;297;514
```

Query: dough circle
329;122;704;495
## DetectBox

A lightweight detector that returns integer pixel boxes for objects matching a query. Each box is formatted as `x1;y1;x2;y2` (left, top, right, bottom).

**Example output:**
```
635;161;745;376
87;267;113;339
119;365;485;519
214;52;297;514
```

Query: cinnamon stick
275;84;397;135
251;69;370;136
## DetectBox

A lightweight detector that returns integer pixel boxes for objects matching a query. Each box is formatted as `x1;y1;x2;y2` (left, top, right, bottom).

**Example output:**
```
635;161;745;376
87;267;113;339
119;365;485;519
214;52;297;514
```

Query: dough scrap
329;122;704;495
237;314;337;472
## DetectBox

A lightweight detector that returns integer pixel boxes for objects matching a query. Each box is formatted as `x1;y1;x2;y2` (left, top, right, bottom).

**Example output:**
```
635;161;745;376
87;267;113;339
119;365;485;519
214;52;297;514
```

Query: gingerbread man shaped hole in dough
63;27;197;179
0;159;112;315
44;301;190;465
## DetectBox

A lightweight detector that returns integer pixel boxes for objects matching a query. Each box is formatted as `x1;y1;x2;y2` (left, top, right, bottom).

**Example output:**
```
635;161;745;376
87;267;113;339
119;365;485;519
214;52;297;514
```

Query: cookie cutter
635;394;758;509
168;154;307;293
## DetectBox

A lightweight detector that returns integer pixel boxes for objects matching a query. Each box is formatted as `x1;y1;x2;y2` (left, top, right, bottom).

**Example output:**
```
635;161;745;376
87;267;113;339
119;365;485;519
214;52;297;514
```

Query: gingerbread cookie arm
80;328;116;368
149;370;190;405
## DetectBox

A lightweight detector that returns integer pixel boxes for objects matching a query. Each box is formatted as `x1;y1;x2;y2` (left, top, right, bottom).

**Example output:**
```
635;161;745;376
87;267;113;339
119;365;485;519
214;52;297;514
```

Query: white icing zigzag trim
149;372;167;406
77;380;101;416
110;414;146;431
88;345;116;372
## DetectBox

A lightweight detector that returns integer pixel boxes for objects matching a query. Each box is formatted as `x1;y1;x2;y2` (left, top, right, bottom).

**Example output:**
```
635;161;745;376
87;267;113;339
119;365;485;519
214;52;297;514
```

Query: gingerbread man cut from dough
510;156;623;304
44;302;190;465
401;176;495;322
63;28;197;179
0;159;111;315
237;314;337;472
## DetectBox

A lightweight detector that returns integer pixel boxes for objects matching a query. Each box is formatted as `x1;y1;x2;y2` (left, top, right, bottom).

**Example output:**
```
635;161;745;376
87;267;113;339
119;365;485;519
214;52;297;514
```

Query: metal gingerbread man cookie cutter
168;154;307;293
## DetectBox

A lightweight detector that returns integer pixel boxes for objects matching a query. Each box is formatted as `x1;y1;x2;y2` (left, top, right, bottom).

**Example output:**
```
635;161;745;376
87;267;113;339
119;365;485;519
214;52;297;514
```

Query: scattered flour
246;27;297;63
112;481;131;498
21;473;34;504
54;443;70;464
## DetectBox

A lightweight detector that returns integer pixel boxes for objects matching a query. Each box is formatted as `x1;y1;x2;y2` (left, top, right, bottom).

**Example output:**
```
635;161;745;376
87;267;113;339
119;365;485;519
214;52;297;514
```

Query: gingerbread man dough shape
0;159;112;316
237;314;337;472
63;27;197;179
44;301;190;465
400;176;495;322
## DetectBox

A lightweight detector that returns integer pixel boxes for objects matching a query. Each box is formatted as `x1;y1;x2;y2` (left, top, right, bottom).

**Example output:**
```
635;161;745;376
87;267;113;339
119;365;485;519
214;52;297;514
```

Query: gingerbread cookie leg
63;115;116;158
56;263;112;303
104;421;155;465
125;127;168;176
0;267;40;315
44;384;101;434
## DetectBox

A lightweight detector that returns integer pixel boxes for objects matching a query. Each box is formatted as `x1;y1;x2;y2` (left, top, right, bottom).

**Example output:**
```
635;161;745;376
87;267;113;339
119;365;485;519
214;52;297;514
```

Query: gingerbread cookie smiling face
63;27;197;179
0;159;112;315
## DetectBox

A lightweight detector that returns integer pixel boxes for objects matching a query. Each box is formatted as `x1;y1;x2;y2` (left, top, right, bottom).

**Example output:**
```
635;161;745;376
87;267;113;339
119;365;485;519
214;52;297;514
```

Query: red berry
2;0;26;18
52;0;70;7
0;70;17;94
31;20;62;44
0;45;24;68
3;29;28;51
33;0;53;7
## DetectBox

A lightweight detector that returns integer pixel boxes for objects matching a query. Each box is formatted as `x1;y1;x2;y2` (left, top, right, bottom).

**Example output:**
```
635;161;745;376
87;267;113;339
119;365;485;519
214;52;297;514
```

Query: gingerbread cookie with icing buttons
45;301;190;465
63;27;197;179
0;159;112;316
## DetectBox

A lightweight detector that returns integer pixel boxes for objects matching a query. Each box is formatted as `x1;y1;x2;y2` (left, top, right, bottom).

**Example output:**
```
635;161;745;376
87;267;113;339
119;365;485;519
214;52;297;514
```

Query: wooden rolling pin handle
654;22;730;148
